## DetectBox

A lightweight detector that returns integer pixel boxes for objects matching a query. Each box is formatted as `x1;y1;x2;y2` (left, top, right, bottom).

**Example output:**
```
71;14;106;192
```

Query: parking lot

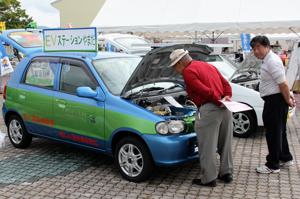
0;96;300;199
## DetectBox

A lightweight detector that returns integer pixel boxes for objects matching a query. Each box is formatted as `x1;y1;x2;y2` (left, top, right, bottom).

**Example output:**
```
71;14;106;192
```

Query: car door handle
55;99;66;109
19;93;26;100
88;115;96;124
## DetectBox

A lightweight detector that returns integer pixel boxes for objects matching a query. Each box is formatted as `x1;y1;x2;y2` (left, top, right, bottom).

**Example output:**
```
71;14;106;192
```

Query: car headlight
168;120;185;134
155;120;185;135
156;122;169;135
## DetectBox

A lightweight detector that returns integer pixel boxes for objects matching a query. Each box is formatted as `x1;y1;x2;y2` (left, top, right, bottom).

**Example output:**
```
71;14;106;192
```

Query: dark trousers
262;93;293;170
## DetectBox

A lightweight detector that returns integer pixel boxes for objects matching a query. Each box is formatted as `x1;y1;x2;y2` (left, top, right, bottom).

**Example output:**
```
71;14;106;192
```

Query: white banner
1;56;13;76
43;27;98;52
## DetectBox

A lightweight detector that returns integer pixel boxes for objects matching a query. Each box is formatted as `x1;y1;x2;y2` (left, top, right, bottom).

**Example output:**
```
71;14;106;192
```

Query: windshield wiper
158;84;183;94
126;87;164;98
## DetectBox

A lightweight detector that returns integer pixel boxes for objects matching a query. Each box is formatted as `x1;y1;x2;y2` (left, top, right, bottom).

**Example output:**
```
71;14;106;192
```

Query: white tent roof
91;0;300;34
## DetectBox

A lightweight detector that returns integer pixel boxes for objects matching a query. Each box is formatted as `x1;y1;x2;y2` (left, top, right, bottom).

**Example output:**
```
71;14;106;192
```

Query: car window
60;63;97;95
189;53;223;62
24;60;57;89
93;57;141;95
8;31;42;48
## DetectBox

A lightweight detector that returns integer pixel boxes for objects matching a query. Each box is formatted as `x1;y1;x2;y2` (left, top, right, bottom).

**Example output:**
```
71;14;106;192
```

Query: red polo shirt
182;60;232;107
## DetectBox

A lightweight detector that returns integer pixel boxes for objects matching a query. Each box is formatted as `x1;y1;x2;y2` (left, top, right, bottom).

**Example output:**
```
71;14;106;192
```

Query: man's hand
288;95;296;107
219;96;231;107
222;96;232;102
279;81;295;107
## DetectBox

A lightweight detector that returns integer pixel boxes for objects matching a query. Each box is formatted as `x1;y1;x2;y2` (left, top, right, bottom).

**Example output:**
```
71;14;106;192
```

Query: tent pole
204;33;212;41
214;31;224;43
204;31;224;43
194;31;198;43
289;27;300;38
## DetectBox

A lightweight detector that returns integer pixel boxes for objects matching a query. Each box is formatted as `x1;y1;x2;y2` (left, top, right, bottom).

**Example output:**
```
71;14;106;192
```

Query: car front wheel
114;137;154;182
7;115;32;148
233;111;257;138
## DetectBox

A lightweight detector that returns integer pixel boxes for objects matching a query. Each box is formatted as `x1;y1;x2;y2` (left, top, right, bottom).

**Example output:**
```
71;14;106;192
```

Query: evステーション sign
43;27;97;52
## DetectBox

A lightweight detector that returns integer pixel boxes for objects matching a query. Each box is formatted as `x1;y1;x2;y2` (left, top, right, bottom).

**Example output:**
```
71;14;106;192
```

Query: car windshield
8;31;42;48
203;54;223;62
114;37;150;49
207;55;238;79
93;57;142;95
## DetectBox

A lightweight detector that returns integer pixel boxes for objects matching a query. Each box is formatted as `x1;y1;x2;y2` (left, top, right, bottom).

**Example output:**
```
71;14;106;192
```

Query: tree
0;0;33;29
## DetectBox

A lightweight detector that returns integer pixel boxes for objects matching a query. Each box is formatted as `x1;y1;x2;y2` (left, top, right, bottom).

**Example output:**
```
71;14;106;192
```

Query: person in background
292;57;300;94
280;50;288;66
250;36;296;174
169;49;233;187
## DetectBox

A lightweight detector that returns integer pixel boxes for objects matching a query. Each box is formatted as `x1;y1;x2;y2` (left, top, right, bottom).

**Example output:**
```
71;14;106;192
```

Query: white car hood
230;83;264;108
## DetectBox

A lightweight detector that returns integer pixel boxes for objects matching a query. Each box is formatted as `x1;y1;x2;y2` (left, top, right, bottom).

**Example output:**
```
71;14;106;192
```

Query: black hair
250;36;270;48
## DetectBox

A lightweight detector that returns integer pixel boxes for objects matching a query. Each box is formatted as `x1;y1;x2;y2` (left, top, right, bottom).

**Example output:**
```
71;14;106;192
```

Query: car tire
114;136;154;182
233;110;257;138
7;115;32;148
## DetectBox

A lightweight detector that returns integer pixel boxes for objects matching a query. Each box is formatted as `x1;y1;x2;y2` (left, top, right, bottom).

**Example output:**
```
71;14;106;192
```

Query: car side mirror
77;87;97;98
77;87;105;102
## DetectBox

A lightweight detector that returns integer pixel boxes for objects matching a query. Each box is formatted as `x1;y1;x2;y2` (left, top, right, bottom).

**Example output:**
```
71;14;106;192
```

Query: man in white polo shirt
250;36;296;174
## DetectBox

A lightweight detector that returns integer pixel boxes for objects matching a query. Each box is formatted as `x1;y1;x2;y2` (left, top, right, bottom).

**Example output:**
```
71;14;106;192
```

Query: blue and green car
1;29;203;182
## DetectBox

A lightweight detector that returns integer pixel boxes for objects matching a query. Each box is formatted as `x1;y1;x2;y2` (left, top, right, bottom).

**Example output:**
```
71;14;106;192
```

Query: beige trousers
195;103;233;183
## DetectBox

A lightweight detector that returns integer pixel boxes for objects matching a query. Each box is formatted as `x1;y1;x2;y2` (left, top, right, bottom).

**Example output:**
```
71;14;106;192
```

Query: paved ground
1;96;300;199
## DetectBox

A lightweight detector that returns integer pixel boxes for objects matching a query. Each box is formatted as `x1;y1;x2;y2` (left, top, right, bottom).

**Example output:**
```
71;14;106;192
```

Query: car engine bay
127;90;197;133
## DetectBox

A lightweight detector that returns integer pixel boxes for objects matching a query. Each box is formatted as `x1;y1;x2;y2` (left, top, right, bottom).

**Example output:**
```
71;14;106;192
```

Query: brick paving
0;96;300;198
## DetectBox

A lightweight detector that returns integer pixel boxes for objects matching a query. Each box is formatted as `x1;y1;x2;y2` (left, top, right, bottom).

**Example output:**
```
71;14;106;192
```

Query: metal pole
289;27;300;38
194;31;198;43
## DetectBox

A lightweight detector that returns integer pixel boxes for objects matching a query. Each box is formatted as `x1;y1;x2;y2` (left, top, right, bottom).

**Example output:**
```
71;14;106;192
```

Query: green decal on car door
53;59;105;146
15;58;59;131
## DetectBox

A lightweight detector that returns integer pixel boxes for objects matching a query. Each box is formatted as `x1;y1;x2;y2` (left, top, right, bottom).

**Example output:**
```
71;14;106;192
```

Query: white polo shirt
259;50;286;97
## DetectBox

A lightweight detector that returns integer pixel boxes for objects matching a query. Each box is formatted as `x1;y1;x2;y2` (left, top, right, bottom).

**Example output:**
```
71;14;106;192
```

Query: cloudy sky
20;0;59;27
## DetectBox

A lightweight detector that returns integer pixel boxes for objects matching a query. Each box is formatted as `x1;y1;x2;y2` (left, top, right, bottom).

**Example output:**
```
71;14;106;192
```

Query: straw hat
169;49;189;67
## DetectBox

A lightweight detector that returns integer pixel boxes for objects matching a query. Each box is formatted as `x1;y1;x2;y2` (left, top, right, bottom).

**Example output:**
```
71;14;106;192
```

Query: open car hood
121;44;212;97
229;53;262;81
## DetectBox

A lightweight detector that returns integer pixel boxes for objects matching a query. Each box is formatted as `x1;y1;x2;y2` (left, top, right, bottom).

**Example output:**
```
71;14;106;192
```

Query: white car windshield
208;55;238;79
93;57;142;95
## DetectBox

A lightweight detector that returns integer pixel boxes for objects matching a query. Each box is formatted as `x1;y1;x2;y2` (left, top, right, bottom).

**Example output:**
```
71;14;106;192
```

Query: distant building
51;0;106;28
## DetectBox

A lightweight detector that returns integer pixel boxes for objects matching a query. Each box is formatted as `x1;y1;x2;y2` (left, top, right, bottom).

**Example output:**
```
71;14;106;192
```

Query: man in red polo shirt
169;49;233;187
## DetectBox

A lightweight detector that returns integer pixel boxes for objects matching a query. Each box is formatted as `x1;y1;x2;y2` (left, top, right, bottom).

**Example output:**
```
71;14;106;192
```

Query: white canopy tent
91;0;300;36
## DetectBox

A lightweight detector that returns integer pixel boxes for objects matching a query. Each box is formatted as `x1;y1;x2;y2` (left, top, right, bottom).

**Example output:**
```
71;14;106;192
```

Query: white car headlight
156;120;185;135
168;120;185;134
156;122;169;135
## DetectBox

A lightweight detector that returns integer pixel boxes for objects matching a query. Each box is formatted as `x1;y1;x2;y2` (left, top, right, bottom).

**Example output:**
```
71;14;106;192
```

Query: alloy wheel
118;143;144;177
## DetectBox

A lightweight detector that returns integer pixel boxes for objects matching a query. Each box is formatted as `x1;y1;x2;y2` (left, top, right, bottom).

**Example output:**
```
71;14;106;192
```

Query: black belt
262;93;282;101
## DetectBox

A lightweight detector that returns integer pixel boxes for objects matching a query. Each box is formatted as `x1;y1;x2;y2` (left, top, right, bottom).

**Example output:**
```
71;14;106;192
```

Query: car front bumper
142;133;199;166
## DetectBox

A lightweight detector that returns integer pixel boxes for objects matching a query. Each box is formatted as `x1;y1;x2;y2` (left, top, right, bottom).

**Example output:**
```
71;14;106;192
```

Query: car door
17;57;59;135
53;58;105;149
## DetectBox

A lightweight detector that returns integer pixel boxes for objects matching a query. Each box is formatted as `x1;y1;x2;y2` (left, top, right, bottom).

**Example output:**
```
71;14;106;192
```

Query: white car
98;33;151;56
